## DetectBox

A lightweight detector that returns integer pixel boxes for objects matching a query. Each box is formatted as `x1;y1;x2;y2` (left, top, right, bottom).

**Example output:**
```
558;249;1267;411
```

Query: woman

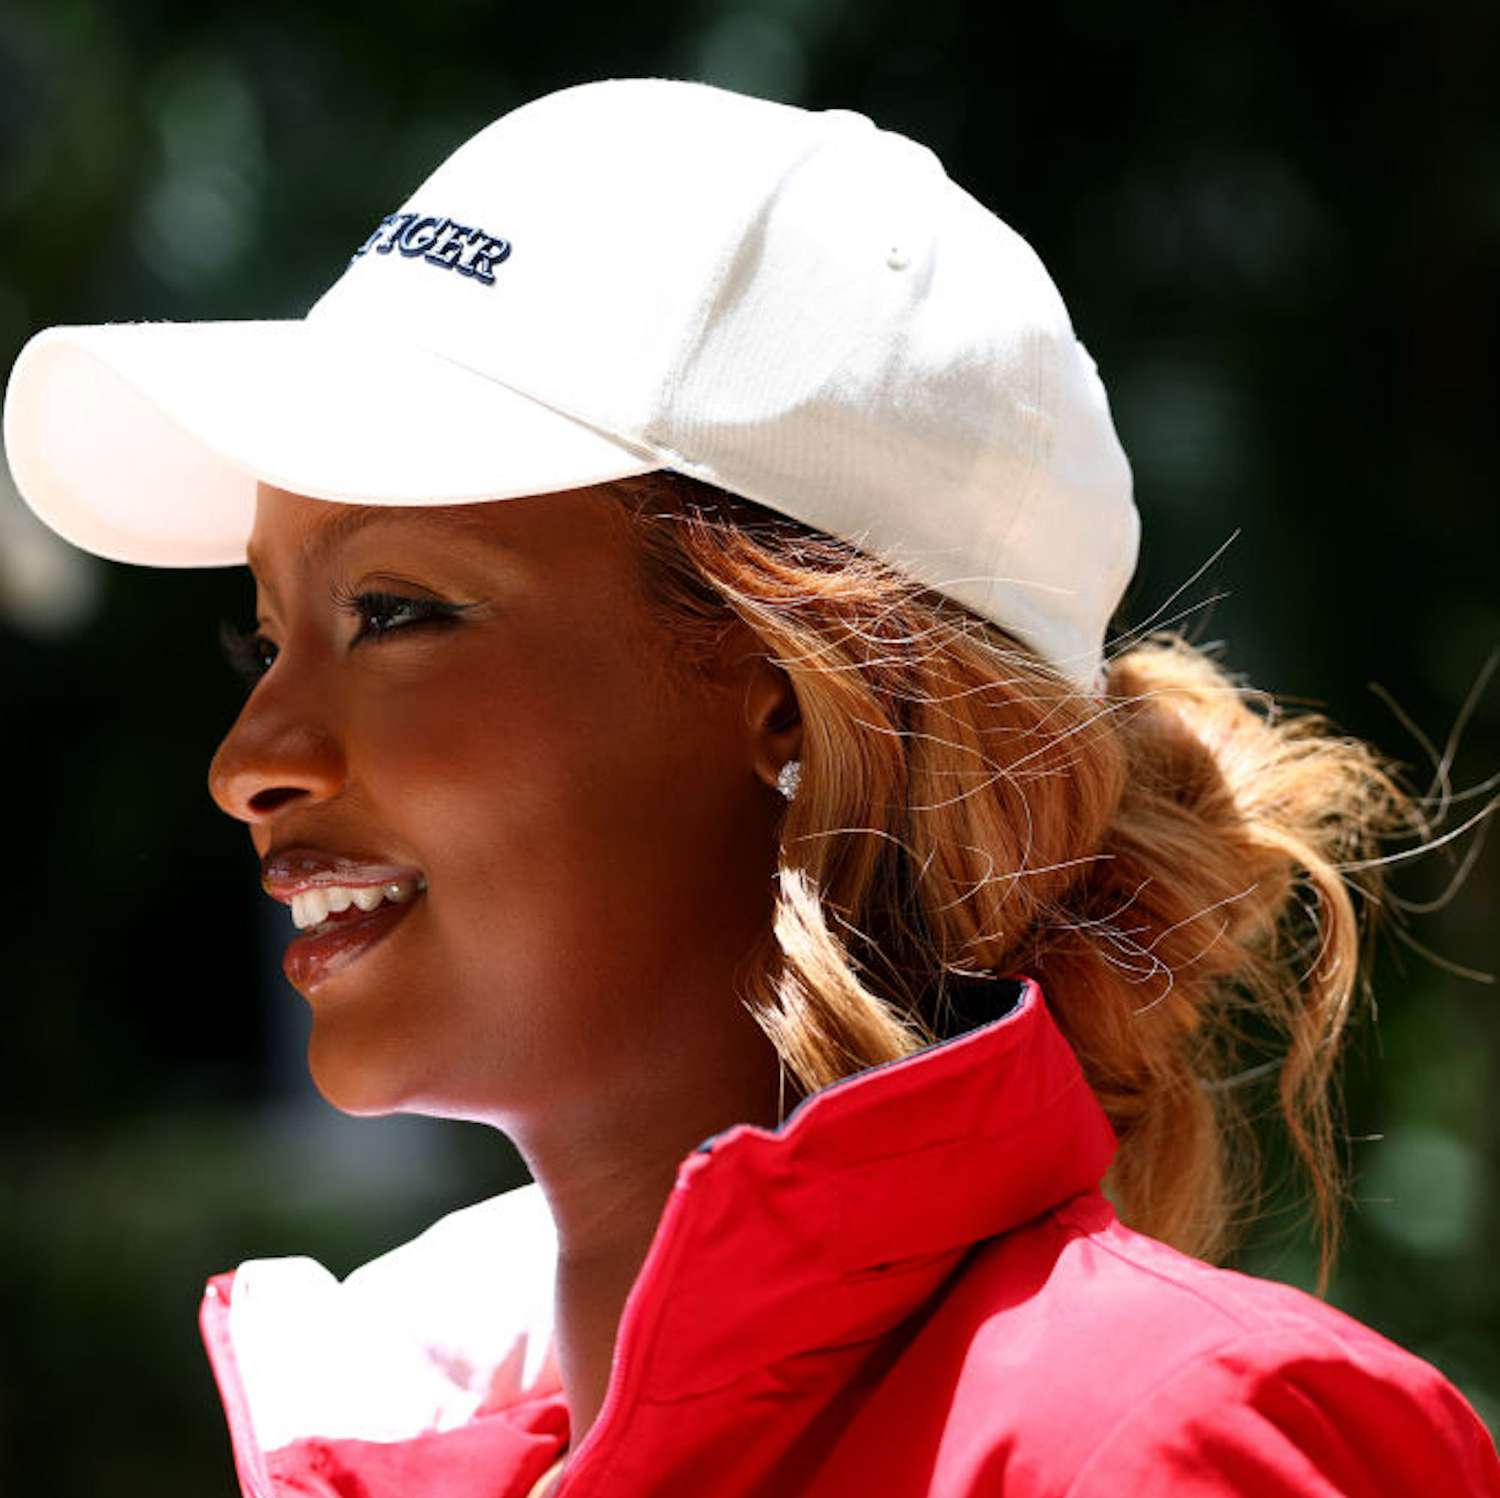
4;77;1496;1498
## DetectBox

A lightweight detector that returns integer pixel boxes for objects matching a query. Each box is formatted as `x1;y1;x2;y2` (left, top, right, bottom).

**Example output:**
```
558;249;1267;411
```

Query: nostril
208;725;345;823
248;786;308;816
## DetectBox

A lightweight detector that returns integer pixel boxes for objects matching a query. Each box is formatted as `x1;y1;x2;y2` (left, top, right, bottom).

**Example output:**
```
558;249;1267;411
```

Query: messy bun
612;470;1434;1295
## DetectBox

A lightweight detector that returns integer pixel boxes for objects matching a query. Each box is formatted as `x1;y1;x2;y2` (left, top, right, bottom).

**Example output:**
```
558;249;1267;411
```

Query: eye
218;619;278;686
331;586;474;644
216;590;475;689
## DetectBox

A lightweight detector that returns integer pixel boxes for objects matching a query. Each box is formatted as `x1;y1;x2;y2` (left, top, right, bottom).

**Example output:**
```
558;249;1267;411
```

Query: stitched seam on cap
975;317;1053;626
643;121;858;448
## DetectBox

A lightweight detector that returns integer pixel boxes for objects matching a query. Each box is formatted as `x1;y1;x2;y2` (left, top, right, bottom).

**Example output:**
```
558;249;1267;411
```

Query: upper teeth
291;878;424;931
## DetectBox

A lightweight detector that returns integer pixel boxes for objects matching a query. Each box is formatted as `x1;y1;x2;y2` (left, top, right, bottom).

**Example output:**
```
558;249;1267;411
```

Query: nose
208;676;346;826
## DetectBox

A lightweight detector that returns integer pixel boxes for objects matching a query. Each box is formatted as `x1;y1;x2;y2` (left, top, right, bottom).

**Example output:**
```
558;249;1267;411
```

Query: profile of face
208;483;798;1145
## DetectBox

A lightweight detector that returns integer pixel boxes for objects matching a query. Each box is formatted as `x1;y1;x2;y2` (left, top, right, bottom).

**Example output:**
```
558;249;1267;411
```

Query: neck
507;1012;788;1451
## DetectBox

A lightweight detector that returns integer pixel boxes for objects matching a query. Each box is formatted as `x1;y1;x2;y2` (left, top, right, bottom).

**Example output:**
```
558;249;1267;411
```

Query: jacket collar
616;975;1119;1401
205;975;1119;1472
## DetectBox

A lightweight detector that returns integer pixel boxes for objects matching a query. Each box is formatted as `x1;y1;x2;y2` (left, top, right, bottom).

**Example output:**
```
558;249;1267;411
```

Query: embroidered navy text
351;212;513;285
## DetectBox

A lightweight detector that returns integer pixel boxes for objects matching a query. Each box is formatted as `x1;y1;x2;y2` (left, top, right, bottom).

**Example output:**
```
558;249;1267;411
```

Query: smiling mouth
262;851;429;992
282;886;425;992
290;876;427;936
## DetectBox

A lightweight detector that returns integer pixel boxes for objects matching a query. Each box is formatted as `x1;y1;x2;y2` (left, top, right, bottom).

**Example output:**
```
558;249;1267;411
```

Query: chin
306;1052;405;1117
304;1018;429;1118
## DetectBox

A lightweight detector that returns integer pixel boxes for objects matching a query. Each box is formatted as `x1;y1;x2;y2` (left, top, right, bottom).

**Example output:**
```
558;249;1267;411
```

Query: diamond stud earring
776;758;802;801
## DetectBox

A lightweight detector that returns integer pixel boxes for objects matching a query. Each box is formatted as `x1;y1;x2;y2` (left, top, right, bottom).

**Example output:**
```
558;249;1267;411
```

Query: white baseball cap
2;76;1138;691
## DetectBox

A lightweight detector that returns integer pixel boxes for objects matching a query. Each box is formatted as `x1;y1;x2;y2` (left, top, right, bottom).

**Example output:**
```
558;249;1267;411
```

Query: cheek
350;649;706;934
300;646;777;1118
388;635;698;829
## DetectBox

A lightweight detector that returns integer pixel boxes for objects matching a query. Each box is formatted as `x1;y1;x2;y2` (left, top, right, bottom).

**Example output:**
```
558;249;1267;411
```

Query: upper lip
261;846;427;905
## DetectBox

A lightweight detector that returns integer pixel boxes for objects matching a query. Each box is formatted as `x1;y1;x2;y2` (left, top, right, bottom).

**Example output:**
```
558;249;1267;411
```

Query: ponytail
1036;636;1417;1290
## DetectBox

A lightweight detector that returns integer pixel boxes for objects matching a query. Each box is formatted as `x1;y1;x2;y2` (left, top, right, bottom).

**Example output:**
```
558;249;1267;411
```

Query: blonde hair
611;471;1448;1297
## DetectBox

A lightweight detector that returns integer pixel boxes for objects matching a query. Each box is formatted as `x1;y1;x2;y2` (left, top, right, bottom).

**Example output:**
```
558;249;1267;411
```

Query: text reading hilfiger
351;212;513;284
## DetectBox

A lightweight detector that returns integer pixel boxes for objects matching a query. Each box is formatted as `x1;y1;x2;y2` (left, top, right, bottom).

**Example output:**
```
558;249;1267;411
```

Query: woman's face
208;483;794;1136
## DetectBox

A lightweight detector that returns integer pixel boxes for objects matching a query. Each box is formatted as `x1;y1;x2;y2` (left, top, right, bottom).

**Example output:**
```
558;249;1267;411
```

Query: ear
745;653;803;796
715;622;802;794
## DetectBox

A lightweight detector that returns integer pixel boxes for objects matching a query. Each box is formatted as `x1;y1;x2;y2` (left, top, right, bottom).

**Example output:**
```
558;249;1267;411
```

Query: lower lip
282;896;422;991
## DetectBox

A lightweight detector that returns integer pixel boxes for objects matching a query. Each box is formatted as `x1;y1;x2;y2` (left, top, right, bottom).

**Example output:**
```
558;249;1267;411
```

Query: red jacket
200;976;1500;1496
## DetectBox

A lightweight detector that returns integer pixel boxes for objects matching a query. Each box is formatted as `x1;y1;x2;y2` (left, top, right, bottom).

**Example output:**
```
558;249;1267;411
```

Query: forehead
242;483;655;617
244;489;524;578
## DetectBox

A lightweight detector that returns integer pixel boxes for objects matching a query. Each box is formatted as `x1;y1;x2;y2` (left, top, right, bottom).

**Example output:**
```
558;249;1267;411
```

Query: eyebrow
245;504;514;580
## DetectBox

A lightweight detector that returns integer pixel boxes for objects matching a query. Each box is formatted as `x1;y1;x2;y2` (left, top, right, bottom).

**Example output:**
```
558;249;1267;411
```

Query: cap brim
2;321;664;567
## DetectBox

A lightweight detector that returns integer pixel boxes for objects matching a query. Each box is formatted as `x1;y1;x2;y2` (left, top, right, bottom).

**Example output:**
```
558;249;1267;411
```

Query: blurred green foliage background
1;1;1496;1492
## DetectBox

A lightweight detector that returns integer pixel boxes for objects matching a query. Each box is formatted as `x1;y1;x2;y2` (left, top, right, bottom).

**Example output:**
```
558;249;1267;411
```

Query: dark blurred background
1;1;1496;1492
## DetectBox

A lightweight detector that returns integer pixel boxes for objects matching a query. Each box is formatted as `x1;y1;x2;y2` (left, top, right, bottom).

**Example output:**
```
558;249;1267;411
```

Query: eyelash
217;587;473;686
217;620;279;685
